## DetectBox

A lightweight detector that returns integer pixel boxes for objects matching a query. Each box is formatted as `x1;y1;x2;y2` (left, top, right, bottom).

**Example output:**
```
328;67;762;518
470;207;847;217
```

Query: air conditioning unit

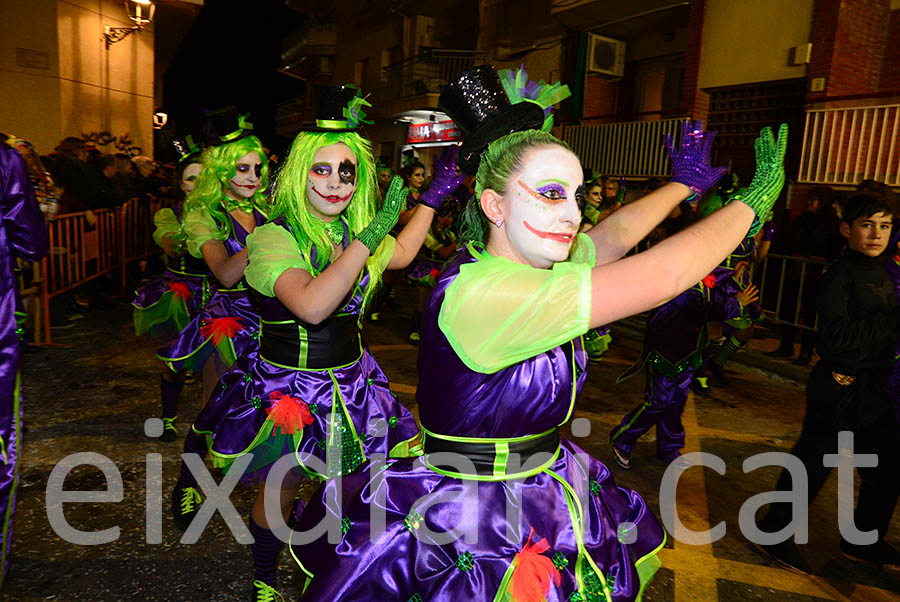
587;34;626;78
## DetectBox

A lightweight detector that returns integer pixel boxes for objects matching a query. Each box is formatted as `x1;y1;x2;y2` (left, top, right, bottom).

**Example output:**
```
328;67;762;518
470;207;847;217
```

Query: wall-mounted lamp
153;112;168;129
104;0;155;49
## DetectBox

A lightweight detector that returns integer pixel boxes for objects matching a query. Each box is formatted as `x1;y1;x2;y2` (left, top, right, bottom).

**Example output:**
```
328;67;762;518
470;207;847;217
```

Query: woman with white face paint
178;86;457;602
132;136;213;443
158;109;274;538
289;65;787;602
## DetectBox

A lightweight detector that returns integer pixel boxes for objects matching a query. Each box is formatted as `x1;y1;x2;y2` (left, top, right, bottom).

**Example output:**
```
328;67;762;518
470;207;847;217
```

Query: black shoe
709;363;729;387
752;539;812;573
159;417;178;442
792;353;812;366
172;485;202;531
840;540;900;572
252;579;284;601
610;439;631;469
690;379;711;398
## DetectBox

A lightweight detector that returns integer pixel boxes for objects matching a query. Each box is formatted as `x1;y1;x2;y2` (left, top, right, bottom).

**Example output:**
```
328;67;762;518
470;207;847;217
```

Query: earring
494;218;503;227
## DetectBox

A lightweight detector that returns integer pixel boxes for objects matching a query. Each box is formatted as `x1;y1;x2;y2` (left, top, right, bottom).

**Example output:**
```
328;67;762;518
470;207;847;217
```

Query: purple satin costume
291;246;665;601
719;237;762;323
612;268;741;461
194;221;419;484
156;210;265;372
0;145;49;588
132;205;213;340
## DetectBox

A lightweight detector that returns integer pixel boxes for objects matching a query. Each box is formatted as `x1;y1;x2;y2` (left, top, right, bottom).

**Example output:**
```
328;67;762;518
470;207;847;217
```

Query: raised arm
588;121;727;265
587;124;788;327
269;177;407;324
388;146;464;270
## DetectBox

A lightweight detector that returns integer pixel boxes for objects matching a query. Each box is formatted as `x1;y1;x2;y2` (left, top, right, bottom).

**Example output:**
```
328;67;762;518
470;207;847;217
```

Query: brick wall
683;0;708;121
582;76;618;124
808;0;891;99
879;9;900;91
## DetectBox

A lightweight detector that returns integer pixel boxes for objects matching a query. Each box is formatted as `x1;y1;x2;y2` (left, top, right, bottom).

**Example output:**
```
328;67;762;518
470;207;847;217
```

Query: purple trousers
611;366;692;461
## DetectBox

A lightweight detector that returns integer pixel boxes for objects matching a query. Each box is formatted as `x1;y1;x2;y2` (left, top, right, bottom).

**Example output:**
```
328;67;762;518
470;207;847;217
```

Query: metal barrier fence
33;198;160;344
560;118;683;177
755;253;827;331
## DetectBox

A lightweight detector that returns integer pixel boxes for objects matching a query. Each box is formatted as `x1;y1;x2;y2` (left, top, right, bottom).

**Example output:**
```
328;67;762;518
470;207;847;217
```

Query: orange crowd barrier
32;198;162;344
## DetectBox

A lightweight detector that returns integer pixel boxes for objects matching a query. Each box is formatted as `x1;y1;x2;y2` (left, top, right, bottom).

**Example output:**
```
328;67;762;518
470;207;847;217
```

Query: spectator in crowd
5;137;60;220
768;185;841;362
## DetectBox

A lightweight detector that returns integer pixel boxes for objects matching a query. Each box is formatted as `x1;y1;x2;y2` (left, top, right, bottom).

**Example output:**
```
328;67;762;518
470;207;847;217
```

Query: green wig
271;130;383;311
460;130;573;245
185;135;270;241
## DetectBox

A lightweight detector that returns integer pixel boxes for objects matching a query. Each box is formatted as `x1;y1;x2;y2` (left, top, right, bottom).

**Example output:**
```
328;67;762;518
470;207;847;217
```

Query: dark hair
56;136;86;159
841;193;893;226
807;185;832;204
401;160;425;184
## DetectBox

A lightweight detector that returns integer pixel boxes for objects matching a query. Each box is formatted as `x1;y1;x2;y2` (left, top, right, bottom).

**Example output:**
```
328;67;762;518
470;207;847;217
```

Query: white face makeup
227;151;262;200
587;185;603;207
501;145;583;268
180;162;203;194
305;142;358;221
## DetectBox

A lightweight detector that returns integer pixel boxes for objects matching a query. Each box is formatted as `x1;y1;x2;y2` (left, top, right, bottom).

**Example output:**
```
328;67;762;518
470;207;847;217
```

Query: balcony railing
560;118;684;178
798;103;900;186
380;49;487;102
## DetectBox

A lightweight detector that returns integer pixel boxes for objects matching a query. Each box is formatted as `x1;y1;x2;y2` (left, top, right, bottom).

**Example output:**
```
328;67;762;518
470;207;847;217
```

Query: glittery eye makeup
311;163;332;178
517;178;569;205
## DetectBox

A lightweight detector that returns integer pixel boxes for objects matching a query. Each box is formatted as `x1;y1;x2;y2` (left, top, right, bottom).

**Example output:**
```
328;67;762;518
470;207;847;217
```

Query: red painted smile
231;179;259;190
312;186;353;204
523;220;575;243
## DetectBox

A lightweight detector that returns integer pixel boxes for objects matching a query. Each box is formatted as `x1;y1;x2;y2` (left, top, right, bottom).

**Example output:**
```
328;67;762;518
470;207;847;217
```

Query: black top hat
202;106;254;146
171;135;203;164
302;85;369;132
438;65;545;174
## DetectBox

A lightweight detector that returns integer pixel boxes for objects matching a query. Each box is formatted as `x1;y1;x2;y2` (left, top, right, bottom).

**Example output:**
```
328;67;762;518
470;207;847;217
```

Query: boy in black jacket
755;193;900;573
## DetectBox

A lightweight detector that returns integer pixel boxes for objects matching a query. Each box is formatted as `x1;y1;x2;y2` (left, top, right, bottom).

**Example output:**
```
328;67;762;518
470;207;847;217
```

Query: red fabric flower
429;267;441;280
701;274;717;289
167;281;192;300
510;527;561;602
200;316;244;346
265;391;314;435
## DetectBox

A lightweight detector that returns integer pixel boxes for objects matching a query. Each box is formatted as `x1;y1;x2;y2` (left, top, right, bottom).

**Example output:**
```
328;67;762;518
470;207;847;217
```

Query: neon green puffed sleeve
183;208;226;258
370;235;396;275
152;208;183;249
245;223;311;297
439;248;592;373
568;232;596;266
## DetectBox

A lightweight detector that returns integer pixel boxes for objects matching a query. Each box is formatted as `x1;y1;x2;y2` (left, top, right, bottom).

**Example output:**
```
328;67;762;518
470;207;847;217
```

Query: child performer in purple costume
610;264;759;468
132;136;212;441
289;66;786;602
0;144;48;590
160;108;270;524
178;86;461;601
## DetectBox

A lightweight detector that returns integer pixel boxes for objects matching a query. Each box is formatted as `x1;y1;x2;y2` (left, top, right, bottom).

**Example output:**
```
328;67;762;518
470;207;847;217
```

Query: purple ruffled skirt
290;438;665;601
155;289;260;373
132;270;209;340
195;347;421;484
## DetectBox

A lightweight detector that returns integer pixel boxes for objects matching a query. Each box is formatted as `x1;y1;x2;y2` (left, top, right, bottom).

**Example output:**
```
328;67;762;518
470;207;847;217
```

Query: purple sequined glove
663;120;728;197
419;145;466;210
762;220;777;241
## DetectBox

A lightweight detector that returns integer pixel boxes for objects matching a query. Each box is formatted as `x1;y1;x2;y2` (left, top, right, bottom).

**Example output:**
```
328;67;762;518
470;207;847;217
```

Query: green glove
357;175;406;254
727;124;788;235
